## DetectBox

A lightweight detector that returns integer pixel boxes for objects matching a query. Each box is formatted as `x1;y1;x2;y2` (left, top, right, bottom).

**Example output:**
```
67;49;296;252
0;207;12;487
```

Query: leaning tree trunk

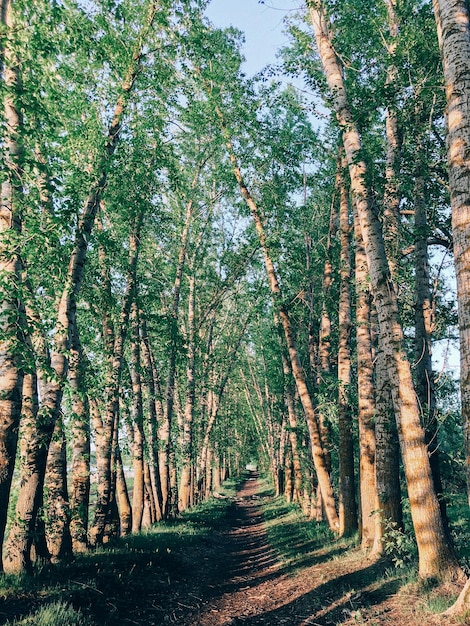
308;0;460;578
222;127;339;532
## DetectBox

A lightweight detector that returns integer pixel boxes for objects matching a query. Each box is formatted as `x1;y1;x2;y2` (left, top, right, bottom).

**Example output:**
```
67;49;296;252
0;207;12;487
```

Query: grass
1;476;469;625
5;601;92;626
261;493;354;574
259;489;470;625
0;475;243;626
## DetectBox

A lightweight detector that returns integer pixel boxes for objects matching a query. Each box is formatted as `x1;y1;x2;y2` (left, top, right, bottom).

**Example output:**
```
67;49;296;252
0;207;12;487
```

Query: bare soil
162;473;468;626
2;473;467;625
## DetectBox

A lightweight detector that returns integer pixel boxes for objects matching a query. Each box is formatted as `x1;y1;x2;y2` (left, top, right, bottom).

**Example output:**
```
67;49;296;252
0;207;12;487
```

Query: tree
0;0;26;570
307;0;460;579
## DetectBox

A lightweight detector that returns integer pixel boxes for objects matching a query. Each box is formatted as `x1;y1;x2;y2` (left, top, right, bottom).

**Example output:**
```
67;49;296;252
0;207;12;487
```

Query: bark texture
308;0;459;578
432;0;470;507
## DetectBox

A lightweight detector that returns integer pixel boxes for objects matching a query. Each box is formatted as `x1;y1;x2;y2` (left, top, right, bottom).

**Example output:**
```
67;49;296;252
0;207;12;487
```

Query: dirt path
1;473;465;626
171;473;464;626
185;472;286;625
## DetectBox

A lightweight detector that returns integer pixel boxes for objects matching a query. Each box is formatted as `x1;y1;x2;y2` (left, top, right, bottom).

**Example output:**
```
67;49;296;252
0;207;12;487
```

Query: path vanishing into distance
0;473;465;626
147;474;460;626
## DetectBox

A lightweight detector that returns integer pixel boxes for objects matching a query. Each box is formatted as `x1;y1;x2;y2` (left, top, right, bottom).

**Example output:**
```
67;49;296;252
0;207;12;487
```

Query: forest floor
0;472;469;625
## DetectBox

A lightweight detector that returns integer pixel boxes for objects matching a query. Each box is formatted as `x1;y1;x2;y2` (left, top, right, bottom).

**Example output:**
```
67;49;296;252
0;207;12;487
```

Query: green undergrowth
259;492;470;622
261;495;354;574
0;476;243;626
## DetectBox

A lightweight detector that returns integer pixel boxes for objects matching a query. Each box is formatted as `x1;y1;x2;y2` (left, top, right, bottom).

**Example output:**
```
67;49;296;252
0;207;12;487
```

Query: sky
204;1;302;75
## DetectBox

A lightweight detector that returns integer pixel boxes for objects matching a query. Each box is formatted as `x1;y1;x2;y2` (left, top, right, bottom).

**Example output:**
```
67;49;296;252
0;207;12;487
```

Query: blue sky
204;1;301;75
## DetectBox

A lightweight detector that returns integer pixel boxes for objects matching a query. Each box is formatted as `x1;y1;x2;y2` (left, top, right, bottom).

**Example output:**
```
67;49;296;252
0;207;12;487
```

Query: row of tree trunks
2;1;160;572
89;214;143;546
307;0;459;579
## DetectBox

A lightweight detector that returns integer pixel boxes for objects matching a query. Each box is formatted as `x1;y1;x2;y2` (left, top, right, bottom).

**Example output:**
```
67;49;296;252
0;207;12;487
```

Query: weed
6;601;94;626
382;519;417;569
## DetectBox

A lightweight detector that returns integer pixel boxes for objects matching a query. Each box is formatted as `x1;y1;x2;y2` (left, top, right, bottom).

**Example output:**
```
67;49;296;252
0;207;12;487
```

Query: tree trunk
0;0;25;570
3;371;41;573
68;323;90;554
432;0;470;510
308;0;460;578
130;301;145;534
140;311;164;521
316;191;338;479
179;273;196;512
115;444;132;537
414;163;449;533
353;201;378;550
371;0;404;556
161;190;196;517
337;156;358;537
44;416;72;561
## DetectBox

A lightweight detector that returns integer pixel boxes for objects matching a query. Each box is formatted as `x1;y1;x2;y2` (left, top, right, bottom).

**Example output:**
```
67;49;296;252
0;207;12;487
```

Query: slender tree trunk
161;189;197;516
68;323;90;553
414;161;449;533
115;443;132;537
308;0;460;578
337;156;357;537
140;311;164;521
317;194;338;477
0;0;25;570
197;310;252;498
273;311;304;503
130;301;145;533
373;336;403;554
354;202;378;550
372;0;404;558
179;274;196;511
143;462;156;525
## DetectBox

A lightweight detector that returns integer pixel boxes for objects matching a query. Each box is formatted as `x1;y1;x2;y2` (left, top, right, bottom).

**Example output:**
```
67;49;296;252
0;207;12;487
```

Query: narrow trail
172;473;459;626
0;472;463;625
185;472;288;625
